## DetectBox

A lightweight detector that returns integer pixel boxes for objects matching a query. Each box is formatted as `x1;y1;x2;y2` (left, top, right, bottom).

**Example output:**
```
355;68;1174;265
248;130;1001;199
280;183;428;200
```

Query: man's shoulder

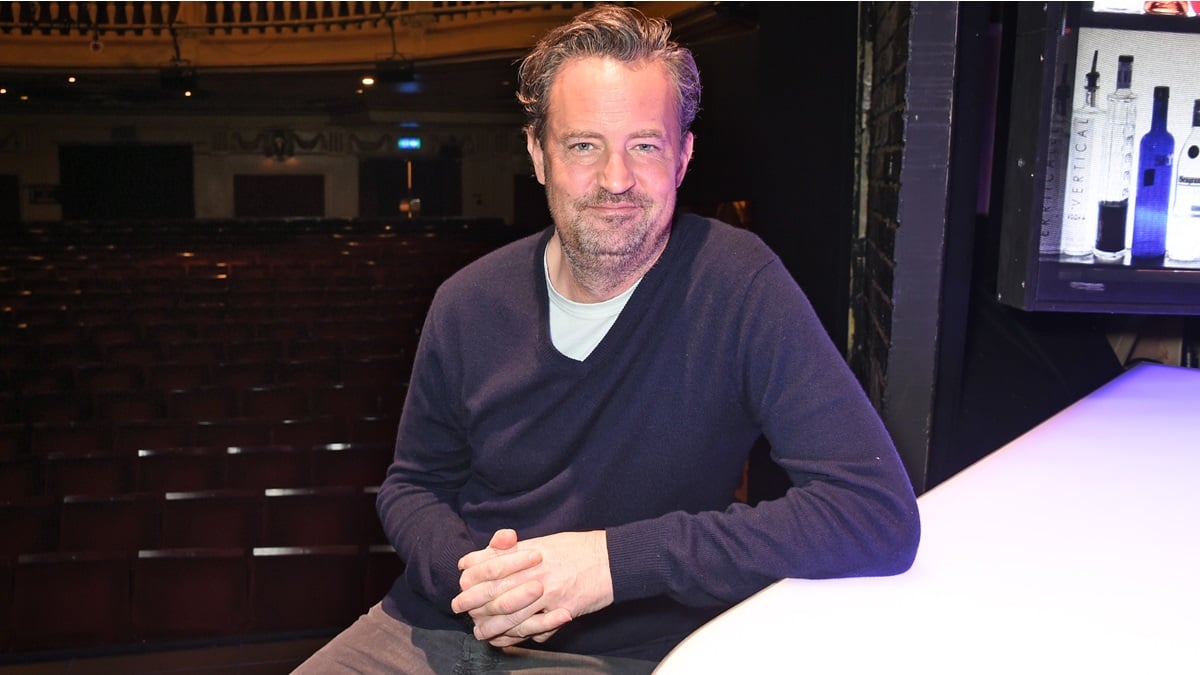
674;214;777;271
441;229;545;289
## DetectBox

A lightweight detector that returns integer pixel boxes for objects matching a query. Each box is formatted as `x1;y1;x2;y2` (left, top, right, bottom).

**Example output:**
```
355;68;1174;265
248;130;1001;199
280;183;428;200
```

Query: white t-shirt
545;253;640;361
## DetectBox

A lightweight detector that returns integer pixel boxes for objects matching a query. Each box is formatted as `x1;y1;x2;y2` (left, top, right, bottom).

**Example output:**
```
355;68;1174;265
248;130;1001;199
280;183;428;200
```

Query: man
296;5;919;673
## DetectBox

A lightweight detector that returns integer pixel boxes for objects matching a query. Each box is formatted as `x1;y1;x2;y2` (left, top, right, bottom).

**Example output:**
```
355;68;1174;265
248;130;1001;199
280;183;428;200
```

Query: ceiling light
361;75;376;86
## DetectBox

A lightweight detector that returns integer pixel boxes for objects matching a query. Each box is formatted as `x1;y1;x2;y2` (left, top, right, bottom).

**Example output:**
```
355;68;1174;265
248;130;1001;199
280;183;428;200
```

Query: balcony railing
0;2;595;37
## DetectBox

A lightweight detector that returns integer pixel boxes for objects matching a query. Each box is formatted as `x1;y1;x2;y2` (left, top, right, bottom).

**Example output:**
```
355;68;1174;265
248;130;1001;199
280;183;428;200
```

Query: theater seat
310;443;392;488
161;489;262;549
10;550;131;651
261;486;365;547
59;492;162;553
135;446;226;493
251;545;364;633
132;548;250;641
225;445;310;490
43;452;133;496
0;496;59;557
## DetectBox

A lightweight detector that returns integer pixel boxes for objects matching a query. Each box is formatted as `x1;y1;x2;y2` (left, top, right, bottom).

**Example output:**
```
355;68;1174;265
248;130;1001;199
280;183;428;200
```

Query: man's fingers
457;549;542;593
466;580;543;623
457;529;520;570
485;608;572;647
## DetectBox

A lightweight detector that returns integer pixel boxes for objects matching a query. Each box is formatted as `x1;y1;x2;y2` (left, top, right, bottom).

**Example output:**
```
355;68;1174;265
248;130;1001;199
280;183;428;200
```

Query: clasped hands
450;528;613;647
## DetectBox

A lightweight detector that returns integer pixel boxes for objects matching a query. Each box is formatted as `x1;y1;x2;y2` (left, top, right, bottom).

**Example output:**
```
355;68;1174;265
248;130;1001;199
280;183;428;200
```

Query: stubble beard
549;186;674;296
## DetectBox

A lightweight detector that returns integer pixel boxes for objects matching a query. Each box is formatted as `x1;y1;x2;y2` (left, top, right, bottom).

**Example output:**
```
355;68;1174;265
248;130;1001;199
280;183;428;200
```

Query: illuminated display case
998;1;1200;314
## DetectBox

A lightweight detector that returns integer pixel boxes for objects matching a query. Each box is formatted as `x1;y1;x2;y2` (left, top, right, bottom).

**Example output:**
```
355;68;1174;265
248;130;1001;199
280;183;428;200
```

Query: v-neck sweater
377;214;920;661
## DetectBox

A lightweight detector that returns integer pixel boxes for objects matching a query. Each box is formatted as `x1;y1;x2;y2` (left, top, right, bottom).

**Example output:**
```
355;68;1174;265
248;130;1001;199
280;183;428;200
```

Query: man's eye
569;142;595;152
633;143;659;153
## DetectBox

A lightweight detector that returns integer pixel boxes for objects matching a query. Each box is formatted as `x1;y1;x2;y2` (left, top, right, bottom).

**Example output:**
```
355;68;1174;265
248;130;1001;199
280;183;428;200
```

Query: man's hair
517;4;701;143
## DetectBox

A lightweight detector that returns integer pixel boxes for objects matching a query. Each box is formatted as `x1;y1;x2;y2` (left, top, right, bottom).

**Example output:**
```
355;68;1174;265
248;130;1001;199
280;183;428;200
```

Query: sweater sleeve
605;258;920;608
376;300;478;615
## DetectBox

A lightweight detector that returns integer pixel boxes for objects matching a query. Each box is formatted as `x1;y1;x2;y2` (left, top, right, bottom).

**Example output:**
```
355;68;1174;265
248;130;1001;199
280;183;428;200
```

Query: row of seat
2;543;404;652
2;485;388;557
0;441;393;499
0;412;400;459
4;337;414;375
3;309;423;339
4;378;408;423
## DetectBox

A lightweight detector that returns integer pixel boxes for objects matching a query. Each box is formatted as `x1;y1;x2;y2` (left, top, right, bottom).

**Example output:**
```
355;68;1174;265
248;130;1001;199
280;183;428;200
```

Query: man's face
527;57;693;281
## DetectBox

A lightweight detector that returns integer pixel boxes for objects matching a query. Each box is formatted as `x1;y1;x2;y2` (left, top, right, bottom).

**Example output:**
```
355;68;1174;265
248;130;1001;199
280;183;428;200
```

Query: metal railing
0;2;595;37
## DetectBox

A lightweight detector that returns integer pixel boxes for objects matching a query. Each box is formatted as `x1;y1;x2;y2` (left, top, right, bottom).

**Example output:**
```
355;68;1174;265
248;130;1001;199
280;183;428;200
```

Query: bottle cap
1193;99;1200;127
1116;55;1133;90
1154;86;1169;102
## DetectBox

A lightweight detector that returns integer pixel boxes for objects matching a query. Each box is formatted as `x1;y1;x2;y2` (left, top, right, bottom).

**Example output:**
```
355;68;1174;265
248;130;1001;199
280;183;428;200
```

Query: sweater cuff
606;519;674;604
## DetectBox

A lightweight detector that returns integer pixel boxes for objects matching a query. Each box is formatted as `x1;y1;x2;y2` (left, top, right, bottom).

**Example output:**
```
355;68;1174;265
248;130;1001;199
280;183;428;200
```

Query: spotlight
160;66;197;92
375;59;414;84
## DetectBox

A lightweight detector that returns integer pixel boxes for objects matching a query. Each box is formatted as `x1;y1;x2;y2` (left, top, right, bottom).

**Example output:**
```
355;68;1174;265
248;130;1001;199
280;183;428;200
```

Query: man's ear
527;128;546;185
676;132;694;188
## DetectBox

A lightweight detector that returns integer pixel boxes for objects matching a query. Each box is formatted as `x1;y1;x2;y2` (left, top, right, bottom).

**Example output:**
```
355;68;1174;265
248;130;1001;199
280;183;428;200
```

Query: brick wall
851;2;910;410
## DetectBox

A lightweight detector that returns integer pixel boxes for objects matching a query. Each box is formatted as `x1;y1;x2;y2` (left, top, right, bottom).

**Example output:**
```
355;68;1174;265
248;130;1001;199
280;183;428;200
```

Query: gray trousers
292;603;659;674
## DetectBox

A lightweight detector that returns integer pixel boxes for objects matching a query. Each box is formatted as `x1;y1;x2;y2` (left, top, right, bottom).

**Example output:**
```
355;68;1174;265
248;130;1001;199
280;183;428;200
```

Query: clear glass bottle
1060;51;1102;257
1132;86;1174;265
1094;55;1137;262
1167;99;1200;263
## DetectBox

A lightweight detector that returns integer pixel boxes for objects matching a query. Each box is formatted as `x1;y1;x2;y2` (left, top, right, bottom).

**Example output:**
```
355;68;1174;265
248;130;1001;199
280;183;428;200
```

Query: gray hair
517;4;701;143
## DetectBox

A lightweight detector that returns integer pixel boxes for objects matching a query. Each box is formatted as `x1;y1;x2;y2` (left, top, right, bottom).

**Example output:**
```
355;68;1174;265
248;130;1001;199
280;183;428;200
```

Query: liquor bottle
1094;55;1137;262
1060;51;1102;257
1041;57;1074;256
1167;99;1200;262
1131;86;1174;265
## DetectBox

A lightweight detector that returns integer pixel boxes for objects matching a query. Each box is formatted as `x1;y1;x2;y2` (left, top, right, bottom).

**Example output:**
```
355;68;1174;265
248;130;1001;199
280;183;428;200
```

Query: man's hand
451;529;613;647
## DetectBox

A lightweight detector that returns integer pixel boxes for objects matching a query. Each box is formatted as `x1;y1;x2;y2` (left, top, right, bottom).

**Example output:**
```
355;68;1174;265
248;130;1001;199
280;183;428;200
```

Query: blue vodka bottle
1132;86;1174;265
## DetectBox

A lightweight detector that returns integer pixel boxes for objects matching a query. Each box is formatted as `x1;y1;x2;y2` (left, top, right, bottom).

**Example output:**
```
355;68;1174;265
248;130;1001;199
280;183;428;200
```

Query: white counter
656;363;1200;674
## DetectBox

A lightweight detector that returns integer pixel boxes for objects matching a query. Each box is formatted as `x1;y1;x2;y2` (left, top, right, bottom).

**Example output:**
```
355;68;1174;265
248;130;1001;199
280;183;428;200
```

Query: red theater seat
43;452;133;496
195;419;273;449
9;551;132;651
261;486;365;547
225;445;310;490
114;420;195;455
310;443;392;489
244;384;310;420
0;497;59;557
0;458;39;500
160;489;262;549
251;545;364;633
132;548;250;640
135;446;226;493
59;492;162;553
30;423;113;457
167;386;239;421
93;390;168;423
272;416;345;449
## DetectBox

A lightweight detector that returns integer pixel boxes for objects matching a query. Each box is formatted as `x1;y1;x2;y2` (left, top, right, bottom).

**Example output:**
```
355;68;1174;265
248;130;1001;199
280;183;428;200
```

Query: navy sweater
378;214;920;661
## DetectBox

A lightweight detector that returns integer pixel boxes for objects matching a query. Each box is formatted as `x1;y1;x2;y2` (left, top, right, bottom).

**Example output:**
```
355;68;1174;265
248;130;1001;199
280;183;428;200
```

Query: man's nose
599;150;635;194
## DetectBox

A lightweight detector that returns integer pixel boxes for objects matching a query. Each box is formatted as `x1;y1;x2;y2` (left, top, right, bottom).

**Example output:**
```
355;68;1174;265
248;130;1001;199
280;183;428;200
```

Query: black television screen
997;2;1200;314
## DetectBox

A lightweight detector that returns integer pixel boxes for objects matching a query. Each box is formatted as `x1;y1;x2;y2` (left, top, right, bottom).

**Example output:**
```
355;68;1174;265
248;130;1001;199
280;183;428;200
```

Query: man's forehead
543;57;680;136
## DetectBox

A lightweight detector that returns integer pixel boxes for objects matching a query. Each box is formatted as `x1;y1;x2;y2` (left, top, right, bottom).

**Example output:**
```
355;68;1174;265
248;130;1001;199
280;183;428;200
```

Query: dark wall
680;5;857;350
750;3;858;351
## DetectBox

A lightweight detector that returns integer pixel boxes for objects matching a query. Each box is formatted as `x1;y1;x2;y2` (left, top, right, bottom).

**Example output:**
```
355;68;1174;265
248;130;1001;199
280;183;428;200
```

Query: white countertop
656;363;1200;674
